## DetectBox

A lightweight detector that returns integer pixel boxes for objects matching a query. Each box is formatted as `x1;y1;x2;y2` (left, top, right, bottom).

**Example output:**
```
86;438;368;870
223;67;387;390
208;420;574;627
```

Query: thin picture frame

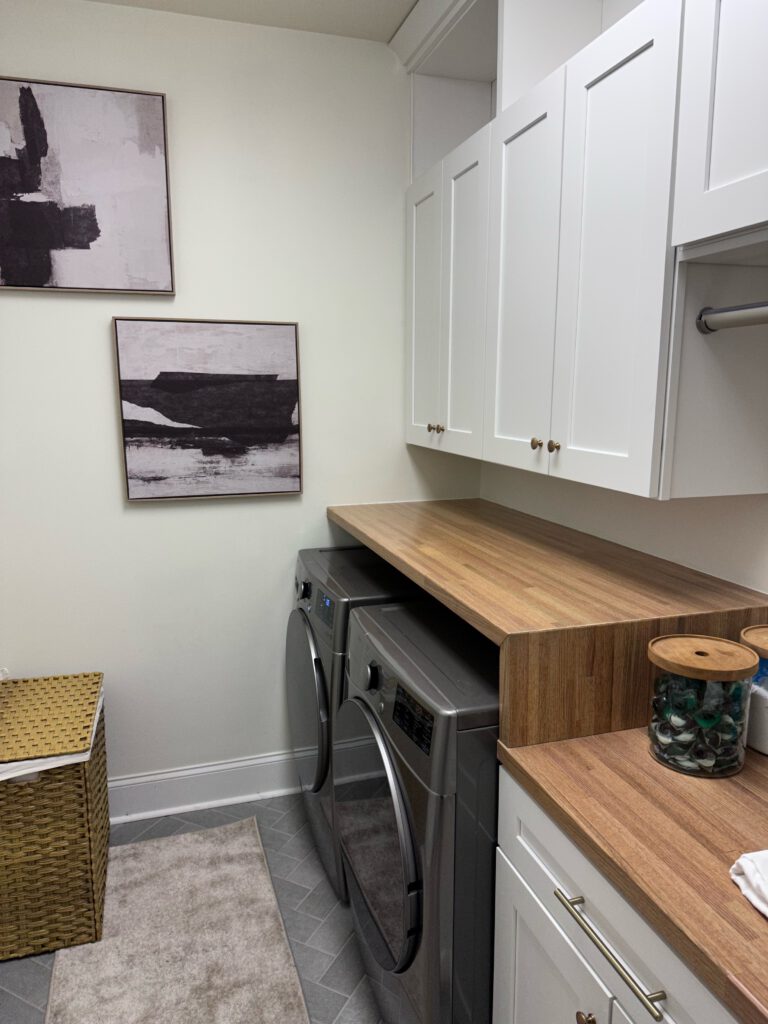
0;75;175;294
114;317;303;501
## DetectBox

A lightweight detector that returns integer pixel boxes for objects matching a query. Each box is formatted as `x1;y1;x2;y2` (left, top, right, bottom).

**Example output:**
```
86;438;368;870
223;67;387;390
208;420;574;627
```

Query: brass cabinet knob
576;1014;597;1024
427;423;435;432
547;439;561;452
435;424;445;434
530;437;544;450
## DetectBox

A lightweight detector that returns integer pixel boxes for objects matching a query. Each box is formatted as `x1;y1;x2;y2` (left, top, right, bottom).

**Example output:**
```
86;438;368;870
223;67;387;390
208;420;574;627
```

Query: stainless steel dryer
336;601;499;1024
286;548;414;898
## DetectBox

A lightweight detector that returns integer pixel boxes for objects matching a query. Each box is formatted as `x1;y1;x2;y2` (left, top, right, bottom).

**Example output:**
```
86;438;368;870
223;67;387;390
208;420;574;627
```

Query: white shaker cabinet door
406;165;443;448
673;0;768;246
548;0;682;496
483;70;565;473
438;125;491;458
493;848;613;1024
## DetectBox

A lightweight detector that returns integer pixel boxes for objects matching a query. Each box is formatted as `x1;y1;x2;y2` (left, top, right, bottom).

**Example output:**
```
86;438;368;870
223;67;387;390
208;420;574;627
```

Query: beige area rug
46;819;309;1024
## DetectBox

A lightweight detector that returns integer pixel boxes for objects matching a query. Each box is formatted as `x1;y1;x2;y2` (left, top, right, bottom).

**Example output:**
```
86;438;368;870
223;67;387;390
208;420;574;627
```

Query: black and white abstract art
0;77;173;292
115;319;301;500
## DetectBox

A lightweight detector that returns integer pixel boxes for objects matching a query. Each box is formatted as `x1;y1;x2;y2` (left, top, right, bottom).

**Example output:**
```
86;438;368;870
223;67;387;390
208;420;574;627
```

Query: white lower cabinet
494;769;738;1024
494;848;613;1024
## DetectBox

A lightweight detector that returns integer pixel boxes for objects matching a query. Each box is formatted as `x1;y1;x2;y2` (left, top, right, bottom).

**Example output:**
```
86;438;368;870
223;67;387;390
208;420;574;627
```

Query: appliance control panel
315;589;335;628
393;684;434;756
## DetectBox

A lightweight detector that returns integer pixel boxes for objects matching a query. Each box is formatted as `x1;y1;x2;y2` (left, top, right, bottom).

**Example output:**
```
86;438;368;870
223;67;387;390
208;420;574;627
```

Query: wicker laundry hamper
0;673;109;960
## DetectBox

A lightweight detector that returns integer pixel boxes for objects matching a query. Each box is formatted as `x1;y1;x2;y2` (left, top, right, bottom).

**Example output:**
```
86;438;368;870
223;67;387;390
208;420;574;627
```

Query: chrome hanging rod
696;300;768;334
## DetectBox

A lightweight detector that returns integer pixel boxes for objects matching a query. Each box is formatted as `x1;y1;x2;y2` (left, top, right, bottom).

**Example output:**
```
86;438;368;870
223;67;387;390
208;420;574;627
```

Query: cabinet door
405;165;443;448
549;0;682;496
673;0;768;246
613;1001;679;1024
438;125;491;458
494;849;613;1024
483;70;565;472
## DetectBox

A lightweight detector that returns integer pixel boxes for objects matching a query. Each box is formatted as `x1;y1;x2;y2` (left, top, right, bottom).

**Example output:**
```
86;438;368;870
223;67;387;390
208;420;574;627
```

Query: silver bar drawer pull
554;888;667;1021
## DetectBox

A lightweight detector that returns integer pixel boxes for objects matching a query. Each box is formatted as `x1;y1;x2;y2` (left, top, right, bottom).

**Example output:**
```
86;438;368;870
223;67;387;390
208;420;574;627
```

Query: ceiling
82;0;419;42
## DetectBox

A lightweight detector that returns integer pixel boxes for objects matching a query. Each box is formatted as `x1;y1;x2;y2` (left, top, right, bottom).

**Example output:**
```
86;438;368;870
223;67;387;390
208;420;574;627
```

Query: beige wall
481;464;768;595
0;0;481;790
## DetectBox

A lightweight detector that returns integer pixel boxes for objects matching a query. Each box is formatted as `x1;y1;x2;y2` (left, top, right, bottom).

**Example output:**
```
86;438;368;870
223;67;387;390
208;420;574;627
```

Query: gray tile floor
0;794;383;1024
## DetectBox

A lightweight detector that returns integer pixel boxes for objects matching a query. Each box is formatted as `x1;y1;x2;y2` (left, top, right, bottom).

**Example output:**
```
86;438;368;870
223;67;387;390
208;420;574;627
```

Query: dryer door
286;608;329;793
334;697;421;973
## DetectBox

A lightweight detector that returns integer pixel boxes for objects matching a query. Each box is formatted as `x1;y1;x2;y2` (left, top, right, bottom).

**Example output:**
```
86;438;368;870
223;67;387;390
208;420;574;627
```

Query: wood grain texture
498;730;768;1024
329;500;768;745
501;609;768;746
327;500;768;644
647;633;758;680
742;625;768;659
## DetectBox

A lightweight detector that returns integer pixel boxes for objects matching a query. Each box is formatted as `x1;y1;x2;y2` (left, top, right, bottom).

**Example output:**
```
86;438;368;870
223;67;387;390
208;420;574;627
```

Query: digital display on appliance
393;684;434;756
316;589;335;628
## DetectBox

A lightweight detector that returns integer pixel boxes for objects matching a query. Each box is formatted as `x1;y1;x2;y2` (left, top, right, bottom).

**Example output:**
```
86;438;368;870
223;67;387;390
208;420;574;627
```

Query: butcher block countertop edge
498;729;768;1024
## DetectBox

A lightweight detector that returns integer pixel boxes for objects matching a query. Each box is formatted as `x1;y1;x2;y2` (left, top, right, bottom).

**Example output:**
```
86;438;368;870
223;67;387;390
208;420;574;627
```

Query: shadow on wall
480;462;768;595
406;445;482;499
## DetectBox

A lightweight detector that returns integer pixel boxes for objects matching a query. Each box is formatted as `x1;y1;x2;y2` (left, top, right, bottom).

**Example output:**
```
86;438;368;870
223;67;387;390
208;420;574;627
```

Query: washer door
286;608;329;793
334;697;421;973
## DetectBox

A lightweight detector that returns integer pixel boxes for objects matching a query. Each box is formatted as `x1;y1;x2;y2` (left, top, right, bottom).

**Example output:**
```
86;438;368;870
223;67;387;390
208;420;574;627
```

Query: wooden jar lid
648;634;758;681
740;625;768;659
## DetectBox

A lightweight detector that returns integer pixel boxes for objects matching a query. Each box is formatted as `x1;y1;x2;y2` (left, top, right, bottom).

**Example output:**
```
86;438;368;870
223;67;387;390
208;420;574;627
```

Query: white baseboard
108;748;303;824
108;736;381;824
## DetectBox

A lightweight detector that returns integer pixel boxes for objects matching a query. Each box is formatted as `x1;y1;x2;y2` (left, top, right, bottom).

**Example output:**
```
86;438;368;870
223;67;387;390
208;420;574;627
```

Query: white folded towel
731;851;768;918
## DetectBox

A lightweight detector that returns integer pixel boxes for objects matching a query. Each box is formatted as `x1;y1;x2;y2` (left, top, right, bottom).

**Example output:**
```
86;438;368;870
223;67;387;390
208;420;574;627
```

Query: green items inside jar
649;674;750;776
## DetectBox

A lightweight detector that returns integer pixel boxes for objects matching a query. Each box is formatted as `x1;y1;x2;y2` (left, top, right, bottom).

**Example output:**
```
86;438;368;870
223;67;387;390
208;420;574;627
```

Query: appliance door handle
287;608;329;793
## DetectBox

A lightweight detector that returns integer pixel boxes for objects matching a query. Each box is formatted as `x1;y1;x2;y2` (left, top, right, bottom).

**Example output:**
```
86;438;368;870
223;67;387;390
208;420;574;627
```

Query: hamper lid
740;625;768;660
0;672;103;764
648;635;758;681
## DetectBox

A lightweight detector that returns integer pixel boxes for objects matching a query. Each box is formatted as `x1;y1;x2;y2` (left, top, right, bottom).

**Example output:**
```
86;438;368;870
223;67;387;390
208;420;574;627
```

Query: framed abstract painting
0;76;173;293
115;318;302;500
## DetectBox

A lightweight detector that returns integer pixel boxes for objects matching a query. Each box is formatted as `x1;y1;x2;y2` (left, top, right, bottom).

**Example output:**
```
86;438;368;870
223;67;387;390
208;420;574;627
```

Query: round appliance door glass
334;697;420;973
285;608;329;793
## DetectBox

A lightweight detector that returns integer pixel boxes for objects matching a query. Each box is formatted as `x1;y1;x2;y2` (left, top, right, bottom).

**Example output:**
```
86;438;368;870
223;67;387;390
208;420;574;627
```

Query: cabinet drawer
498;769;737;1024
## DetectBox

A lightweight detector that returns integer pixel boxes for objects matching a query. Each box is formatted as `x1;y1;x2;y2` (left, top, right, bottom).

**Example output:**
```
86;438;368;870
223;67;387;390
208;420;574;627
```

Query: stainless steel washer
286;547;414;898
336;601;499;1024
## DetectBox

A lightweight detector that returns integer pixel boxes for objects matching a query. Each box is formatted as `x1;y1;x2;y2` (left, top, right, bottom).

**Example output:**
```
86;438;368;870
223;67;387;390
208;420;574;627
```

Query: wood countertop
327;499;767;644
498;730;768;1024
329;499;768;747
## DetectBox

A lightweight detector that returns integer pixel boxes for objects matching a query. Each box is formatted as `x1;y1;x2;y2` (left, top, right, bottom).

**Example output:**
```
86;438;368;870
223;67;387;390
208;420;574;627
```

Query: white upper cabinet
406;164;443;448
483;69;565;472
549;0;682;495
439;127;491;457
673;0;768;246
406;125;490;457
405;0;768;499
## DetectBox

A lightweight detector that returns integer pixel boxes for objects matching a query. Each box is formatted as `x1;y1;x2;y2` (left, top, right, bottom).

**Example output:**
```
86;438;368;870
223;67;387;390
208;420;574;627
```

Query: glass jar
741;626;768;687
648;634;758;777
